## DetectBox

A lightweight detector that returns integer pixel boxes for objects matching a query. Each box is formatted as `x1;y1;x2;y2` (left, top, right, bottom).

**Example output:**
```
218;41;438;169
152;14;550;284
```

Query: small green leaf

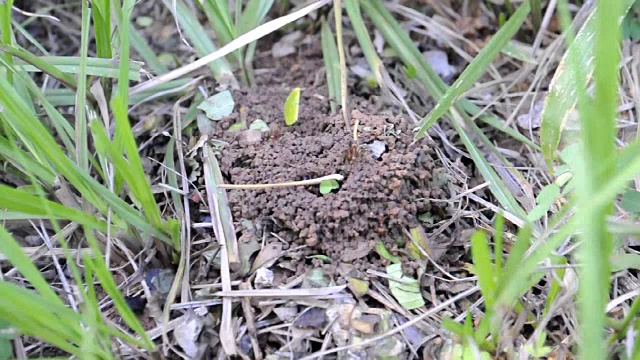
621;189;640;214
198;90;235;121
227;120;247;133
375;241;401;264
249;119;269;132
526;184;560;222
319;179;339;195
347;278;369;297
386;263;425;310
418;213;434;224
284;87;301;126
403;64;417;79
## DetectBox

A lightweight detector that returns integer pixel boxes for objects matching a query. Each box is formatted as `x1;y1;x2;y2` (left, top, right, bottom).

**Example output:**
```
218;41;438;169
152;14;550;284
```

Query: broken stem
218;174;344;190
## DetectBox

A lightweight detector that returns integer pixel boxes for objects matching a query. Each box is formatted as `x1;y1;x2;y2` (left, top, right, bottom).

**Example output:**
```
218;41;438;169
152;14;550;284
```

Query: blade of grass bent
0;44;78;90
415;1;531;138
112;0;167;237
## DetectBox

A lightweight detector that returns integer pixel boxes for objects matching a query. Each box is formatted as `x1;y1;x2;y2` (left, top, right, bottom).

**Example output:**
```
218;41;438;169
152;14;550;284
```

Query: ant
343;143;361;163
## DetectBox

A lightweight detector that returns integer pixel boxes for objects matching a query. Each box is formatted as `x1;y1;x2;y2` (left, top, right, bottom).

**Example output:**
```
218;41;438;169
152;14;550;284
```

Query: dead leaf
174;315;206;359
250;242;283;273
254;267;274;289
273;306;298;322
237;233;261;276
341;241;371;262
293;307;327;329
424;50;456;80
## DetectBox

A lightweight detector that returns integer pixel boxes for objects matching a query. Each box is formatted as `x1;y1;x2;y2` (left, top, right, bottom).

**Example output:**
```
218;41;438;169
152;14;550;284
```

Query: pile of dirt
209;83;460;275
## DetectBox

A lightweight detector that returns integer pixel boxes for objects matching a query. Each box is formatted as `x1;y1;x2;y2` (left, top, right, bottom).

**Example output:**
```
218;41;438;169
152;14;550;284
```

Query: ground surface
210;58;461;279
5;1;613;359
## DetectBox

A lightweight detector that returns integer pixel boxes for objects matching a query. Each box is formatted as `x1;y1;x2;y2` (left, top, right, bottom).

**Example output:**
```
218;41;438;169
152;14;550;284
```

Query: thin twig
219;174;344;190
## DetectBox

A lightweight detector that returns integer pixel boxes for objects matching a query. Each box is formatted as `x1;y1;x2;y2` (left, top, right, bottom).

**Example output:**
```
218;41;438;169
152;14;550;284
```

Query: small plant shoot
284;87;301;126
319;179;339;195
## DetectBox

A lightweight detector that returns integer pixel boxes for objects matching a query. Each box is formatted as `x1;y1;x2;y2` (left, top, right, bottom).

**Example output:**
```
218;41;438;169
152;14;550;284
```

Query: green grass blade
11;19;49;55
344;0;383;83
111;0;167;237
572;0;624;357
92;0;112;59
540;0;634;171
360;0;528;219
449;113;527;219
162;0;235;80
0;44;78;90
0;0;14;84
494;214;505;274
0;137;56;184
471;231;497;311
0;226;66;301
13;60;141;79
363;0;536;148
321;18;341;113
76;0;90;172
90;119;171;243
130;25;168;74
415;1;530;138
0;290;81;356
200;0;236;46
239;0;275;35
0;185;108;230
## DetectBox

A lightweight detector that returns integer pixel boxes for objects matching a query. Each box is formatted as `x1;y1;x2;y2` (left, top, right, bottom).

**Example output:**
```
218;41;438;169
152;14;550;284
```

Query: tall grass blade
76;0;90;172
471;231;497;311
0;0;14;84
321;18;342;113
91;0;112;59
570;0;624;356
539;0;634;171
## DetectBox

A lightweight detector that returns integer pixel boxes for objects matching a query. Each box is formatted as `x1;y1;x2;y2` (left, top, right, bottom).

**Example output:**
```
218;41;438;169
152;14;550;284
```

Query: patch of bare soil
206;54;464;280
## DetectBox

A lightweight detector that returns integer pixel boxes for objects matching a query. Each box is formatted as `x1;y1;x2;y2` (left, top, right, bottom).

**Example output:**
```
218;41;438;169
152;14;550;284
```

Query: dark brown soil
207;54;461;277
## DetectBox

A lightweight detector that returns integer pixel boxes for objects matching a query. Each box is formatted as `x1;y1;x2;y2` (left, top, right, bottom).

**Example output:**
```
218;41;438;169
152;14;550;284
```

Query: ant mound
211;87;460;275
